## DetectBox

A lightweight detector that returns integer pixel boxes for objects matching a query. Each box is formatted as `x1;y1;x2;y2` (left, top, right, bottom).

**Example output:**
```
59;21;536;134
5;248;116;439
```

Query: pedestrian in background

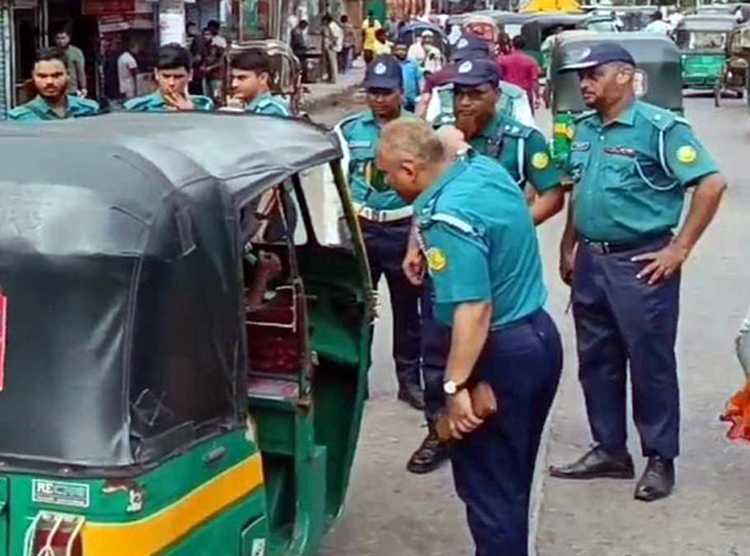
54;27;87;97
498;36;541;113
117;36;140;101
362;11;382;64
206;19;228;49
186;21;207;95
340;15;356;72
203;35;225;104
645;10;671;34
377;119;562;556
421;32;444;74
291;20;311;82
372;28;392;56
322;14;341;83
337;56;426;412
394;39;421;111
550;43;727;502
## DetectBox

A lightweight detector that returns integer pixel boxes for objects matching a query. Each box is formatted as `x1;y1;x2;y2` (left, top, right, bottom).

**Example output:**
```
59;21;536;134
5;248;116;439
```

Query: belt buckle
588;240;610;255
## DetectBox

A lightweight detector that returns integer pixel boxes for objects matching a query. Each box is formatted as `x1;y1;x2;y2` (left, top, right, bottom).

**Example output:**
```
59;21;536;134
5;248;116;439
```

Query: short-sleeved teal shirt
247;92;292;117
339;110;412;212
470;112;561;193
9;95;100;121
568;101;719;243
124;92;214;112
414;151;547;330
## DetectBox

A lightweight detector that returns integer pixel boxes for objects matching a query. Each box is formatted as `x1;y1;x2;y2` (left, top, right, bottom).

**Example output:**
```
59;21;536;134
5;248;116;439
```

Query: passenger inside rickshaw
678;31;728;51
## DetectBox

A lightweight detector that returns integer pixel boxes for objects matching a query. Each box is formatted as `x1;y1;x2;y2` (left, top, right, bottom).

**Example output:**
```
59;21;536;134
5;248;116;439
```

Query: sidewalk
300;59;365;113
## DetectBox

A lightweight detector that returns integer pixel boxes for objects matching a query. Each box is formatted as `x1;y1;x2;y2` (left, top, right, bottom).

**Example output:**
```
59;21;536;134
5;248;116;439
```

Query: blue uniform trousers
451;311;562;556
421;279;450;425
362;218;422;390
572;236;681;459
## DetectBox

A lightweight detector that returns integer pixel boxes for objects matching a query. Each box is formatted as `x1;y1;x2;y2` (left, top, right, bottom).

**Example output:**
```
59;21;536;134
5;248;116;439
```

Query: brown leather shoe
635;456;675;502
406;430;448;474
549;447;635;480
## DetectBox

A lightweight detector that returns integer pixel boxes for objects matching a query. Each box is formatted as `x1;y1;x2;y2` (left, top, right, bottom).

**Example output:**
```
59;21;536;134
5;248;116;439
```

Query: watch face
443;380;457;395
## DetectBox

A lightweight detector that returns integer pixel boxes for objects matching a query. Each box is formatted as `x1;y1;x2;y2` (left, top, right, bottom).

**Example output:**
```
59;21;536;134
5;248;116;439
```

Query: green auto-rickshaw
715;21;750;105
675;14;738;90
0;113;374;556
548;32;683;166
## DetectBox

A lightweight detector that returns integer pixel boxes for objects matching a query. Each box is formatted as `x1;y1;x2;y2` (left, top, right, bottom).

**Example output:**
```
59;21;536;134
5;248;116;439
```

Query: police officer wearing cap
227;50;292;116
450;57;564;225
549;43;727;501
337;56;426;411
377;118;563;556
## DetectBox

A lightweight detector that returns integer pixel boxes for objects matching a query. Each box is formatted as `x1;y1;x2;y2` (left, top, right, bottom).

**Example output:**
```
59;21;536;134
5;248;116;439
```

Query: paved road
314;95;750;556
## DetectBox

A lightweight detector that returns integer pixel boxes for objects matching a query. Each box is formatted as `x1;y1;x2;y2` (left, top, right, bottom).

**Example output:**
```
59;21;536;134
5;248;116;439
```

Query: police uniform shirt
124;91;215;112
569;100;719;243
339;110;413;211
9;95;100;121
414;152;547;330
246;92;292;117
471;111;561;192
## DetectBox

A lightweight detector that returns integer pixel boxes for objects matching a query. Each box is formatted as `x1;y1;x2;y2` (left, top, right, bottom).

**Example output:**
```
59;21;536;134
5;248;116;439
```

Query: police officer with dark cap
449;57;564;224
336;56;428;411
550;43;727;501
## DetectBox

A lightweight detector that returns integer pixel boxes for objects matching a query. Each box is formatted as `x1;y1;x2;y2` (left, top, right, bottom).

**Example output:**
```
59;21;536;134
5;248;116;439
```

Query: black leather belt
582;234;671;255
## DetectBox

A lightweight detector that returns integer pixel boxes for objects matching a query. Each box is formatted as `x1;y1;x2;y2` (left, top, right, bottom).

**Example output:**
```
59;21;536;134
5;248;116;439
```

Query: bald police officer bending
125;44;214;113
10;48;99;121
378;119;562;556
550;44;727;502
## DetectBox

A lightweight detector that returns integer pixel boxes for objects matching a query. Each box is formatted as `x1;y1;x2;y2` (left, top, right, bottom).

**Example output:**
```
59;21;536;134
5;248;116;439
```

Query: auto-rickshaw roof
677;14;739;31
550;32;683;114
0;112;341;205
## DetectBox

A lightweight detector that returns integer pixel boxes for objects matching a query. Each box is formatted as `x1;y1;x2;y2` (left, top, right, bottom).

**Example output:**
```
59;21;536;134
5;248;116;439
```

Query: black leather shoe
398;386;425;411
635;456;675;502
407;430;448;474
549;447;635;480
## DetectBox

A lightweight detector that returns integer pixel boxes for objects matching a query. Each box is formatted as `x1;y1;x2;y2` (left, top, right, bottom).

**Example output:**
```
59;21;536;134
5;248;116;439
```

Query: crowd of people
4;14;743;556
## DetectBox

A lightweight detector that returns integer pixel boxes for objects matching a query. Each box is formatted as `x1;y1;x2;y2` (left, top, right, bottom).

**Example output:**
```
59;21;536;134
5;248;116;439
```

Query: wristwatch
443;379;468;396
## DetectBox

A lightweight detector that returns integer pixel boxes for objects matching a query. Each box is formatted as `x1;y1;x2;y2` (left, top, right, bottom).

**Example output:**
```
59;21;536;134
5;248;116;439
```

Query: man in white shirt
645;11;671;35
117;40;140;100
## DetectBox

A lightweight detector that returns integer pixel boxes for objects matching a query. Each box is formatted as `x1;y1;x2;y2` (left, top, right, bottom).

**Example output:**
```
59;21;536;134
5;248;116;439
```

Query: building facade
0;0;11;119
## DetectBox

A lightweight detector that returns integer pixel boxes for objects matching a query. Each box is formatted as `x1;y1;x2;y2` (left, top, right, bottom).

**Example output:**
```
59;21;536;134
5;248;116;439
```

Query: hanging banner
0;290;7;392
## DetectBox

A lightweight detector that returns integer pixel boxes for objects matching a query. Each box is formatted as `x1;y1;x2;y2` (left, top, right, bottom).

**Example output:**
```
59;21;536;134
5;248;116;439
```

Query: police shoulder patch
676;145;698;164
531;152;550;170
426;247;448;273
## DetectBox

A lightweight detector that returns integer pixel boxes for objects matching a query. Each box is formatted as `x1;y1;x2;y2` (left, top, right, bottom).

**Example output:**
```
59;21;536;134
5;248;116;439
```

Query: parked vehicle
675;14;737;90
0;112;374;556
715;21;750;105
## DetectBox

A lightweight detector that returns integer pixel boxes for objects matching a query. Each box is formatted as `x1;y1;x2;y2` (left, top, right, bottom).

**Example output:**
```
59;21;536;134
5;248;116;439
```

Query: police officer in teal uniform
10;48;99;121
448;57;564;225
550;44;727;502
337;56;427;414
125;44;214;113
377;119;562;556
227;50;292;117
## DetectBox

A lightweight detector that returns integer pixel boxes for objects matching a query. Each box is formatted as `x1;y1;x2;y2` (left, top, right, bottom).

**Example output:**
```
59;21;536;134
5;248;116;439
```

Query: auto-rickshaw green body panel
0;113;374;556
676;15;737;89
548;32;683;165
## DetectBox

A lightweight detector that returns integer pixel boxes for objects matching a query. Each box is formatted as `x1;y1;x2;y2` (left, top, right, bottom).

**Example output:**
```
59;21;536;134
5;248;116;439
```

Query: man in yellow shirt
362;11;382;64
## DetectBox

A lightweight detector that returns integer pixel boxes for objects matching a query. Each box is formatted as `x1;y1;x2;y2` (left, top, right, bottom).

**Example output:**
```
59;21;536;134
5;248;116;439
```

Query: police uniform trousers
451;310;562;556
421;278;450;426
573;235;680;460
361;217;422;390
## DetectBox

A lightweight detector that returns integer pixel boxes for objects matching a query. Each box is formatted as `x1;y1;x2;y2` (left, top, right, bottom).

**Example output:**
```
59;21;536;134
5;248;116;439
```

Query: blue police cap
364;55;403;90
449;58;501;87
450;34;491;62
558;43;636;73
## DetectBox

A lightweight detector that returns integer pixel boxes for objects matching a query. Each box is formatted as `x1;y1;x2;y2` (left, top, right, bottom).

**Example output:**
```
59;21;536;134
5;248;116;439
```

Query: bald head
377;119;452;203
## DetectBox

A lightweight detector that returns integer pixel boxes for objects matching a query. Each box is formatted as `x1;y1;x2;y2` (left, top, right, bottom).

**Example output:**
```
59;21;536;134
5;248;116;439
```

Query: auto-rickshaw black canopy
0;113;341;471
550;32;684;114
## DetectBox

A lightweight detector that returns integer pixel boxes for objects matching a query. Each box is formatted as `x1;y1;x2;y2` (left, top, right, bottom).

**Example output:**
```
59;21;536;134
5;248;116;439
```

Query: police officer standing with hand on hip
125;44;214;113
337;56;426;410
377;119;562;556
549;44;727;502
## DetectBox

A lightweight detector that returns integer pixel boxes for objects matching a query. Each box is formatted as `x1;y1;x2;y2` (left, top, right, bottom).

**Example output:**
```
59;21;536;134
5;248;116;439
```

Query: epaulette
574;110;597;124
77;98;101;114
191;95;215;111
499;81;524;100
8;106;34;120
634;101;680;131
123;96;153;112
337;112;366;137
499;120;533;139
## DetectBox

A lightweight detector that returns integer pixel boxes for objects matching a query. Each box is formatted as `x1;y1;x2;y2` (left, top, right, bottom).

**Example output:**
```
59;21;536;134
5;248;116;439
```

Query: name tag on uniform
571;141;591;152
349;141;372;148
604;147;636;158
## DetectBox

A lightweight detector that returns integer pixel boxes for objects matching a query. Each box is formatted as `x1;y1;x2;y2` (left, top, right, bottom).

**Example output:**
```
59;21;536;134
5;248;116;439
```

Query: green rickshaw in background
715;21;750;106
548;32;683;167
675;14;737;90
0;113;373;556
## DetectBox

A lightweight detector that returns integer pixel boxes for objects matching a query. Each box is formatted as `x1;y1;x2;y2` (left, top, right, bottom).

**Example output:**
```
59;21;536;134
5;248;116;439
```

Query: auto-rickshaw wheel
714;83;722;107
